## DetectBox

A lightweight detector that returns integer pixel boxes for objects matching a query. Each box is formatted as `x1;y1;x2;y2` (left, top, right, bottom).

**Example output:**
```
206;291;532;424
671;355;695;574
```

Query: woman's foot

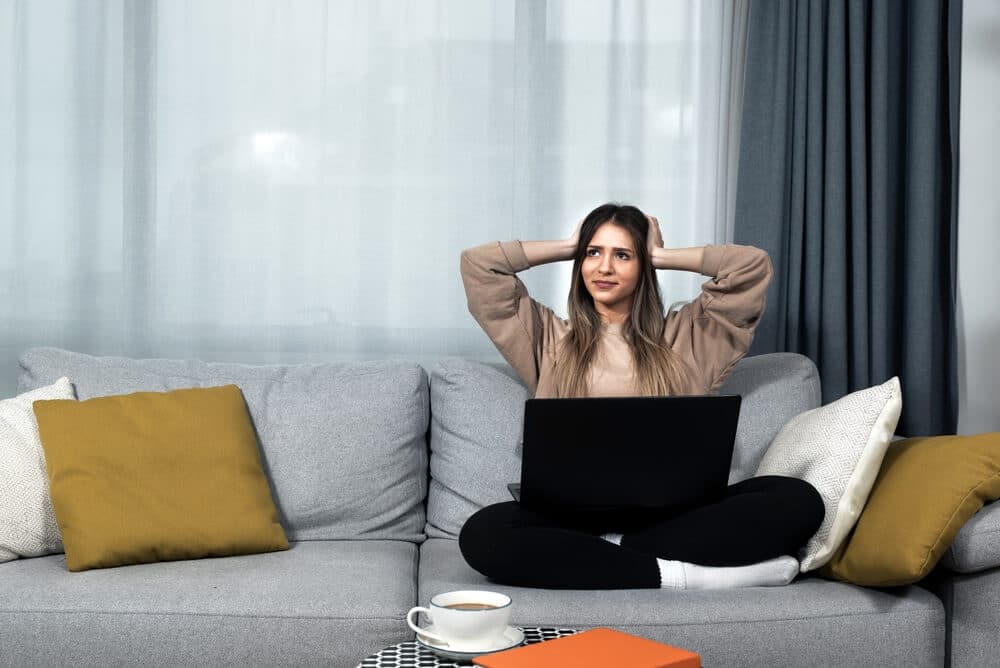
657;555;800;589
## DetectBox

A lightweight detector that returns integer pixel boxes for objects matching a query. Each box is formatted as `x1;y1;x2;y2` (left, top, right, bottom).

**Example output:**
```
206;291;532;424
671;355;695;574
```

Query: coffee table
357;627;580;667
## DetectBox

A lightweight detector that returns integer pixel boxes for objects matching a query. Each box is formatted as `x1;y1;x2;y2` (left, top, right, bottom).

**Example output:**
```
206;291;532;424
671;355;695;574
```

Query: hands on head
565;208;664;259
645;214;663;255
568;217;584;250
523;207;678;269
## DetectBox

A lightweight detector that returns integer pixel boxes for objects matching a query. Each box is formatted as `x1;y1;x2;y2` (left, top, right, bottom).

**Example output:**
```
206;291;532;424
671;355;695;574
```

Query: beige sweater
460;241;772;398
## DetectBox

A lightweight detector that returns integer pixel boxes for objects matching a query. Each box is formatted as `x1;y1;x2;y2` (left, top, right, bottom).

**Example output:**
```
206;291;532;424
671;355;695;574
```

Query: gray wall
957;0;1000;434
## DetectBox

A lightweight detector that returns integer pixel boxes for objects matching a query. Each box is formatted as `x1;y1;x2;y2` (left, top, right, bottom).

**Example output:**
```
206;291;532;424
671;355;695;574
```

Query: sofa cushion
715;352;822;483
943;500;1000;573
0;378;75;563
822;433;1000;586
756;377;902;572
18;347;429;543
426;359;527;539
926;566;1000;667
34;385;288;571
0;540;417;667
418;538;944;667
425;353;822;539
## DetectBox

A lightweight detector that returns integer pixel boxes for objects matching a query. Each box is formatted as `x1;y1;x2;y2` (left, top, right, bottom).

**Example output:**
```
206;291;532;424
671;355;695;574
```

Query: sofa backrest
717;352;822;482
18;347;429;543
425;352;821;539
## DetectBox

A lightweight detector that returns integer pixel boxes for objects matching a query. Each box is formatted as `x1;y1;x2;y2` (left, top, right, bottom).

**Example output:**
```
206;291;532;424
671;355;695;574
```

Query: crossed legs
458;475;824;589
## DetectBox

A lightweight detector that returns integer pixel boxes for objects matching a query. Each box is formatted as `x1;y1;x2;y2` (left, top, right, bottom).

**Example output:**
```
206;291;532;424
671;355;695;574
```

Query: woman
458;203;824;590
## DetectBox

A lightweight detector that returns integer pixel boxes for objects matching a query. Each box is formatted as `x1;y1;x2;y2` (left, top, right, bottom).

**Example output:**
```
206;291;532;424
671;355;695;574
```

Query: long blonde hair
552;203;693;397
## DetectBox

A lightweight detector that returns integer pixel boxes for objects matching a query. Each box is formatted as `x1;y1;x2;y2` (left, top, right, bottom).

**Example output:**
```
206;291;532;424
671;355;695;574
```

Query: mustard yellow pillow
33;385;289;572
822;433;1000;586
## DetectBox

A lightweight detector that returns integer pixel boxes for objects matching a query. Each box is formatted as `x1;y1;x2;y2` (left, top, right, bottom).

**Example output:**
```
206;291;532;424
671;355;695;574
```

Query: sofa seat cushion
0;540;417;667
925;566;1000;667
418;539;944;668
18;347;429;543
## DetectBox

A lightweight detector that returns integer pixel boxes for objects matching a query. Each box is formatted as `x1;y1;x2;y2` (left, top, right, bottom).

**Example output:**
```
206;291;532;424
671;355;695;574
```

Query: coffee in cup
406;590;512;651
443;602;499;610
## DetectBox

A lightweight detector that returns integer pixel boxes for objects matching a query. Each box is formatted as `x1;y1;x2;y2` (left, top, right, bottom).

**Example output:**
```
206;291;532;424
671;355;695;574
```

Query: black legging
458;475;824;589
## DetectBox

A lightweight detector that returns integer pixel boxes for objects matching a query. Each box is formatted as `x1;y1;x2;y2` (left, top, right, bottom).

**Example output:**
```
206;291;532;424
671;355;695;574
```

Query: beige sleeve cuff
701;244;727;278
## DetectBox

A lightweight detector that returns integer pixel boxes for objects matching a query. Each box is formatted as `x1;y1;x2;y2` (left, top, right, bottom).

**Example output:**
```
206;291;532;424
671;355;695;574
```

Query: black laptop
509;395;741;518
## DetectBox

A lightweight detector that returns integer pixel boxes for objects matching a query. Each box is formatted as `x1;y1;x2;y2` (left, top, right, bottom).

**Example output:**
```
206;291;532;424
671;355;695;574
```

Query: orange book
473;627;701;668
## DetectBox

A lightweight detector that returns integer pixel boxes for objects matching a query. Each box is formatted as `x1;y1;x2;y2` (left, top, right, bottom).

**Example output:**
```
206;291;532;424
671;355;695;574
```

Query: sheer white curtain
0;0;747;396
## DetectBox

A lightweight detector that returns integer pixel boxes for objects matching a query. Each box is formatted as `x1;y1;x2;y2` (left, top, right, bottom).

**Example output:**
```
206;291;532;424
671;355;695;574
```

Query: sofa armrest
941;500;1000;574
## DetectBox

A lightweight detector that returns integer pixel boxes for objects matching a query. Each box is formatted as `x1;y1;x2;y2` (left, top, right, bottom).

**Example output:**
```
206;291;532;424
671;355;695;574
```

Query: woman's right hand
646;214;664;255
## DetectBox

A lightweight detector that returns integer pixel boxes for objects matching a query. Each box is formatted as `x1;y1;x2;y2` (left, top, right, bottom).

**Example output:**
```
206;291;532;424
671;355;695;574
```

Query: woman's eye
616;252;631;260
586;248;600;257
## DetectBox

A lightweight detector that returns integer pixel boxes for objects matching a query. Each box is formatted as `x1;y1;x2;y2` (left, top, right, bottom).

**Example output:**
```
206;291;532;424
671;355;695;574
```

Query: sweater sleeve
665;244;773;393
460;241;567;395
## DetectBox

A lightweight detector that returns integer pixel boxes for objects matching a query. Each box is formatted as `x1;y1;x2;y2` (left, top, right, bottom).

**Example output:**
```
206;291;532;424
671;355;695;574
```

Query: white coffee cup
406;590;512;651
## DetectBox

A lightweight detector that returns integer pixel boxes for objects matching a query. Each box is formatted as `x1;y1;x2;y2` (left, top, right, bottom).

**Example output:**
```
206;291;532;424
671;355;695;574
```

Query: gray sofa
3;347;998;667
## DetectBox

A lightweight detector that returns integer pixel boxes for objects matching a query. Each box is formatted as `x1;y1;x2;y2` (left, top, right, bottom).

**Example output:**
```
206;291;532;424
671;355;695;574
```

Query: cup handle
406;606;448;646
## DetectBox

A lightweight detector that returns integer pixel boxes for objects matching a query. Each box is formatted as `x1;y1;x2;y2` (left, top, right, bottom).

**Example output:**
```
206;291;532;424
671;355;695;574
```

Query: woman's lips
593;281;617;289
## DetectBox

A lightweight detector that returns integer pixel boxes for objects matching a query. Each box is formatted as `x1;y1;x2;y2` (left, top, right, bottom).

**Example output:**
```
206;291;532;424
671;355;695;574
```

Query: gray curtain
734;0;962;435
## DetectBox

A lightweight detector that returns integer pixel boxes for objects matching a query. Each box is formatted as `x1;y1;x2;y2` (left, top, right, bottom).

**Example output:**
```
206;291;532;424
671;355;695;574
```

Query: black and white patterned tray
357;627;580;667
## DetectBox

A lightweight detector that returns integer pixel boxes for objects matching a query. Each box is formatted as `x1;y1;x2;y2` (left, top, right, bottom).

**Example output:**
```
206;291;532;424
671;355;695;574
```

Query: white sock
656;556;800;590
600;532;623;546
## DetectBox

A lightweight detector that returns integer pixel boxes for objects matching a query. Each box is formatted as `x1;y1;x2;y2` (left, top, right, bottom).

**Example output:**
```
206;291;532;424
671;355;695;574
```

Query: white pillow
0;377;76;562
756;376;902;572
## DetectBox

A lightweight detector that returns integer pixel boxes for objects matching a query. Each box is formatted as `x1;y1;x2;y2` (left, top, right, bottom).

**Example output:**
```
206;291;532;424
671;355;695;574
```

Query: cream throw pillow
0;377;76;562
756;376;902;572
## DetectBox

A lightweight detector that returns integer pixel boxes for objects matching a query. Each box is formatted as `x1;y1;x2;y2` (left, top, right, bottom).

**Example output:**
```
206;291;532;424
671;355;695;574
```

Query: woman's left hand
646;214;664;254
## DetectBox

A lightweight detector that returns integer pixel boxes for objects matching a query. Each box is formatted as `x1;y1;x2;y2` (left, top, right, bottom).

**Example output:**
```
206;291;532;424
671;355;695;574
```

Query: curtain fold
715;0;749;243
734;0;961;435
123;0;157;356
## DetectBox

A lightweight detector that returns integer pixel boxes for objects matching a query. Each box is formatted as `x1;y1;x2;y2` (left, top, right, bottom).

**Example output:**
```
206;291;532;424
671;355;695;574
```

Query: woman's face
581;222;641;321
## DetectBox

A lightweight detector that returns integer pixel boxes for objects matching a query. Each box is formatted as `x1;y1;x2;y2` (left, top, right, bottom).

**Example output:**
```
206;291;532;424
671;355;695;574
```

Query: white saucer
414;625;524;661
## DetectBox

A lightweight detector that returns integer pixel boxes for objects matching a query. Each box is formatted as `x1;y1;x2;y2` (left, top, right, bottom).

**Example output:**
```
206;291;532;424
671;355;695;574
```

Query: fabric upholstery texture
712;352;822;483
18;347;429;543
0;540;417;667
927;567;1000;667
34;385;289;571
425;353;823;539
426;359;528;539
756;376;902;572
823;433;1000;586
0;378;75;562
943;500;1000;573
418;538;944;668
